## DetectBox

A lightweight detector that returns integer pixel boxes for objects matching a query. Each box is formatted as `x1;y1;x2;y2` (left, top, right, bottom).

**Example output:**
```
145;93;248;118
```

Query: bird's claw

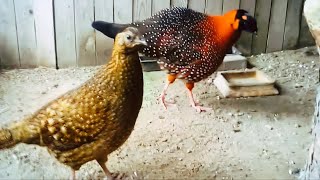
158;94;176;110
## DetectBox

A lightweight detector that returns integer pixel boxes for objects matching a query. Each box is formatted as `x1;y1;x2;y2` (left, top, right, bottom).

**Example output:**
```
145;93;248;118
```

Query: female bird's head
224;9;258;34
115;27;147;51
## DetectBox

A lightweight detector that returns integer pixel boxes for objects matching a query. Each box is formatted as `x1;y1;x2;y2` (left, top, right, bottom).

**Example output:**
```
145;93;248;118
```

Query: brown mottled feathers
0;27;145;171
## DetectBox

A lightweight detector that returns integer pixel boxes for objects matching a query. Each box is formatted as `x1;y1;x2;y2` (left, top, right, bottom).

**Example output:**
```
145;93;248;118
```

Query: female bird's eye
126;35;132;41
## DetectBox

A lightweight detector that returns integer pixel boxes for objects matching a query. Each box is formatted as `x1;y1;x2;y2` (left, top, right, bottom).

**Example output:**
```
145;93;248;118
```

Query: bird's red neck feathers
209;10;242;51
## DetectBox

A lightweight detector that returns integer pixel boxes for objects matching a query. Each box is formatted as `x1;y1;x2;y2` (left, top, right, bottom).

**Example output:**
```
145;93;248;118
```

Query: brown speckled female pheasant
0;27;147;179
92;7;257;112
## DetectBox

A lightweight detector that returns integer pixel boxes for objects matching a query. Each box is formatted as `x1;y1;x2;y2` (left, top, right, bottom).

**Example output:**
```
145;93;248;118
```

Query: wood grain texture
14;0;37;68
54;0;77;68
171;0;188;8
189;0;206;13
252;0;272;54
114;0;133;23
237;0;256;55
0;0;20;68
283;0;303;50
152;0;170;15
34;0;56;67
95;0;114;65
222;0;240;14
134;0;152;21
74;0;96;66
205;0;223;15
266;0;288;53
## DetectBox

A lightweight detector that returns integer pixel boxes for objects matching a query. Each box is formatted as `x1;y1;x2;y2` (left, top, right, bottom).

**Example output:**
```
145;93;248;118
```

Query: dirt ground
0;47;319;179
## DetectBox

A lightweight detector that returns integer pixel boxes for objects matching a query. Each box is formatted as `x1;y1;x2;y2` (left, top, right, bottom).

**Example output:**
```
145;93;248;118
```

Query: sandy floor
0;47;319;179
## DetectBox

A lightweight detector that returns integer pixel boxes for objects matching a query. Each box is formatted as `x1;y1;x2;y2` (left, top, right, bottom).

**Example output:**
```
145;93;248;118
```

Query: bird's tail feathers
0;119;40;149
0;128;15;149
92;21;129;39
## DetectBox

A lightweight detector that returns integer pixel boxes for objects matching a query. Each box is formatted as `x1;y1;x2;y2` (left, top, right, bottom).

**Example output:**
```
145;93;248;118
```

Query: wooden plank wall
0;0;315;69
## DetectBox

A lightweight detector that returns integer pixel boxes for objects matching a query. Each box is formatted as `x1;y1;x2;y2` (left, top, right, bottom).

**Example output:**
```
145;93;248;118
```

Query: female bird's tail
0;118;41;149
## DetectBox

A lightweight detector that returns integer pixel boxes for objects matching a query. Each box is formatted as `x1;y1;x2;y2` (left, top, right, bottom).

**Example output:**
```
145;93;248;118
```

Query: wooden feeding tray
214;69;279;98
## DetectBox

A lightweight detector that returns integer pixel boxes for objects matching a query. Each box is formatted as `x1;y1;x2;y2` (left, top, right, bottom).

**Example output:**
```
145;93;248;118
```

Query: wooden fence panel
54;0;77;68
266;0;288;53
95;0;114;65
189;0;206;13
34;0;56;67
205;0;223;15
171;0;188;8
74;0;96;66
283;0;304;50
0;0;20;68
222;0;240;14
0;0;316;68
134;0;152;21
237;0;256;55
14;0;38;68
152;0;170;15
114;0;133;23
251;0;272;54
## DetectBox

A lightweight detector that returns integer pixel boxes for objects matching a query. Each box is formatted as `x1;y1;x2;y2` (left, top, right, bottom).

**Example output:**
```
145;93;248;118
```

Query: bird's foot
190;103;211;112
158;95;176;110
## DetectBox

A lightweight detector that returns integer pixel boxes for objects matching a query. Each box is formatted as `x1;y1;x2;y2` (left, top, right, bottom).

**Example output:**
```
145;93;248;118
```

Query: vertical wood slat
189;0;206;13
283;0;304;50
134;0;152;21
74;0;96;66
171;0;188;8
237;0;256;55
114;0;133;23
152;0;170;15
34;0;56;67
205;0;223;15
222;0;240;14
251;0;272;54
95;0;114;65
14;0;38;68
299;0;315;48
0;0;20;68
54;0;77;68
266;0;289;53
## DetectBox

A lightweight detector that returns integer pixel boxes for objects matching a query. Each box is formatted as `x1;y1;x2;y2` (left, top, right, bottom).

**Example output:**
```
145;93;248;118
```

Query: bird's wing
38;84;117;151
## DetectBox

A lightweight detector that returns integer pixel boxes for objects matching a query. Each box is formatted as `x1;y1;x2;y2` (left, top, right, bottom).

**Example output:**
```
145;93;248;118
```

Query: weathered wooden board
189;0;206;13
34;0;56;67
205;0;223;15
95;0;114;65
237;0;256;55
0;0;20;68
266;0;288;53
74;0;96;66
222;0;240;14
114;0;133;23
251;0;272;55
171;0;188;8
134;0;152;21
152;0;170;15
283;0;304;50
54;0;77;68
14;0;38;68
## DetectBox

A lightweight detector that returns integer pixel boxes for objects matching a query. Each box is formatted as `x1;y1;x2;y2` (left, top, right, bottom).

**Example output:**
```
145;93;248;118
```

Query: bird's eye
126;35;132;41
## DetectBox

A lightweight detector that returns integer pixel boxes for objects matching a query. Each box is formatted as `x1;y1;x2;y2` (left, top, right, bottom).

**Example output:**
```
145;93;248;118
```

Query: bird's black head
235;9;258;34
